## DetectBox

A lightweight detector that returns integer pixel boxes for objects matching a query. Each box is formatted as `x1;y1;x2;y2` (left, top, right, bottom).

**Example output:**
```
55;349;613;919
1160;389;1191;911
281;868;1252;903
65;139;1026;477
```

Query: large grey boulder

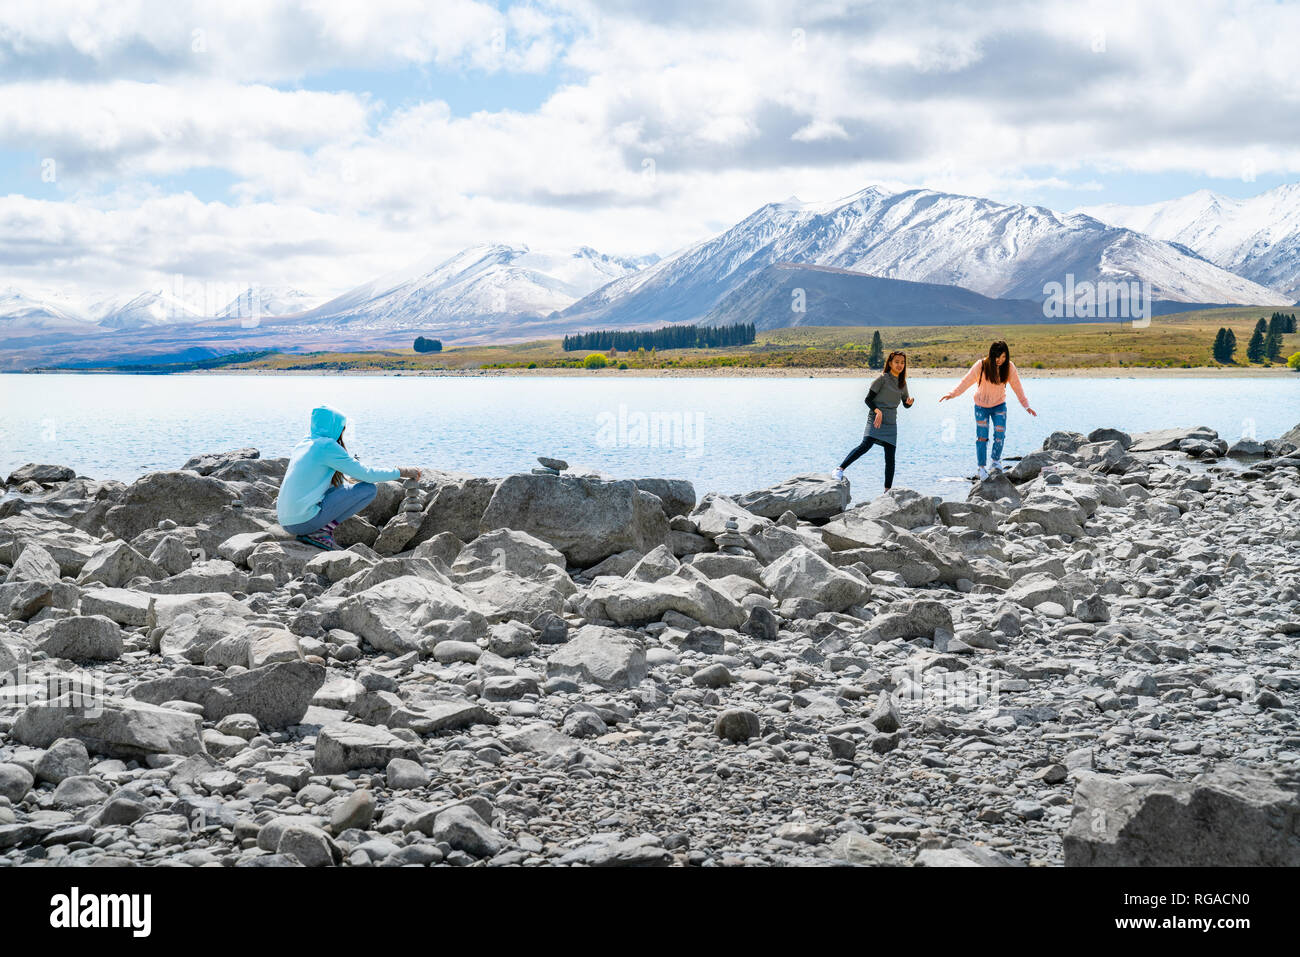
79;588;153;627
211;456;287;484
452;528;567;579
0;515;101;575
6;463;75;485
820;513;892;551
335;575;488;655
182;447;260;476
330;556;449;597
147;592;253;630
0;478;126;539
216;531;283;565
131;659;326;727
194;509;276;558
198;624;301;670
0;764;34;803
25;614;123;661
1007;490;1088;537
1073;440;1126;472
479;474;670;566
760;546;868;612
430;804;503;858
1226;438;1269;458
246;540;320;585
937;500;999;533
690;494;771;538
314;723;421;774
578;573;746;630
0;637;31;673
413;475;499;544
76;539;165;587
1005;573;1072;612
1128;426;1217;453
1007;449;1060;483
1064;764;1300;866
1042;431;1087;453
104;470;238;540
863;599;953;643
841;488;936;530
0;580;58;620
3;542;61;585
546;624;648;690
1279;420;1300;450
12;696;204;759
631;479;696;518
456;566;576;622
969;471;1022;507
1087;427;1132;449
742;524;831;566
625;544;680;583
137;558;249;595
734;474;851;521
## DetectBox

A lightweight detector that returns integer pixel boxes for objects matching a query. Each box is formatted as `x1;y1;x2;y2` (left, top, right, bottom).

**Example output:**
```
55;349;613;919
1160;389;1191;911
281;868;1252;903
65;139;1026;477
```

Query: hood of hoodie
309;406;347;440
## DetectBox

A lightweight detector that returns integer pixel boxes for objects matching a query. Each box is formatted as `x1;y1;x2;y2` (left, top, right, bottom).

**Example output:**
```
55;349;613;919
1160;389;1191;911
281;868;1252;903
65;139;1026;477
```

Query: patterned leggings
974;402;1007;466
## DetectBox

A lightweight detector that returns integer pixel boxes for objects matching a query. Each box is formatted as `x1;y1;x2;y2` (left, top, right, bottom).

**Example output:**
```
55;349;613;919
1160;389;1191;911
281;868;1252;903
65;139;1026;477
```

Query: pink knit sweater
946;359;1030;409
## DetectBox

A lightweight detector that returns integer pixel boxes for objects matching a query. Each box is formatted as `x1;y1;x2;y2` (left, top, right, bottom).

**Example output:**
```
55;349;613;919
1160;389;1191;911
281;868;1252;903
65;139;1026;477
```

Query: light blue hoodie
276;406;401;527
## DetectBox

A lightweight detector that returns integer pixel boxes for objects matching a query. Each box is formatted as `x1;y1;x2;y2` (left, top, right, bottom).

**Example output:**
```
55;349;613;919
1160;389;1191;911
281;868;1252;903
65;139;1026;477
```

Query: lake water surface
2;373;1297;501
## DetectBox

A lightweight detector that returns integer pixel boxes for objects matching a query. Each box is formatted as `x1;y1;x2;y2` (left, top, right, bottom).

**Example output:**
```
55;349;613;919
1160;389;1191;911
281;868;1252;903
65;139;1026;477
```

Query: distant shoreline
173;365;1300;379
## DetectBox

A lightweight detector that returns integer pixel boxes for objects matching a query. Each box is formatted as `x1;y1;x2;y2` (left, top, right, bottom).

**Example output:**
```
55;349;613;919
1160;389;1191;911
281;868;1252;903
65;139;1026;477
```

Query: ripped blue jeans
974;402;1007;467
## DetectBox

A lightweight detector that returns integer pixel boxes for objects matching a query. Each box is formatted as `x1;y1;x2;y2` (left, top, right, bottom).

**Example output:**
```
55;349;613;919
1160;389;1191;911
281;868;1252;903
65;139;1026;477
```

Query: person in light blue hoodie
277;406;420;550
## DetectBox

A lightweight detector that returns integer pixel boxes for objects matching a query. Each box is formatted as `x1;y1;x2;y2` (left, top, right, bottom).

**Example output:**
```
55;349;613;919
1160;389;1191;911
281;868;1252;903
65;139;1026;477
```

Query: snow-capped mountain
290;243;657;332
215;286;324;320
560;185;1290;328
0;287;96;333
96;289;211;330
1076;183;1300;300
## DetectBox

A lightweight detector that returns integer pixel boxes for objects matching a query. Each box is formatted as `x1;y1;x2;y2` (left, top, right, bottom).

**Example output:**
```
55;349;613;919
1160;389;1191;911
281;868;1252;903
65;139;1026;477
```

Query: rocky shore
0;420;1298;868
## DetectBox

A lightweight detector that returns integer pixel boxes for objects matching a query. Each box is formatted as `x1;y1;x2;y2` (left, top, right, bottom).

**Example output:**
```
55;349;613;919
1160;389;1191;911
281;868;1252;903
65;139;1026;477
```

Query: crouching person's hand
398;466;422;480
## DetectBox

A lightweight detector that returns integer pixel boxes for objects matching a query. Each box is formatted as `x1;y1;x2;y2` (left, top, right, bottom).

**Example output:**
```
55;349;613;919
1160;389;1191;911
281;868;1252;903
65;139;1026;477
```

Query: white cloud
4;0;1300;301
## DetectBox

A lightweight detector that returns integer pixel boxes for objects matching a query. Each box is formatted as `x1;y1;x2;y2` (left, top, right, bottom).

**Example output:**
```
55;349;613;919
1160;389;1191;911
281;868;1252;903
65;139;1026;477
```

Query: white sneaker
833;467;845;481
977;466;989;481
990;460;1002;473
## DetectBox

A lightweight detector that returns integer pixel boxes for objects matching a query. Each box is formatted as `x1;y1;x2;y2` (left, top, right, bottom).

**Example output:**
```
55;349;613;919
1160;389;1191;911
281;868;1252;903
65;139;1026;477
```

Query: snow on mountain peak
559;182;1289;329
1078;181;1300;298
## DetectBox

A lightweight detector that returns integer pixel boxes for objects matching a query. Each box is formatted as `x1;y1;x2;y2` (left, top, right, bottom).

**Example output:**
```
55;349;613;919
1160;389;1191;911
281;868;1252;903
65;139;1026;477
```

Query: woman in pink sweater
939;340;1037;479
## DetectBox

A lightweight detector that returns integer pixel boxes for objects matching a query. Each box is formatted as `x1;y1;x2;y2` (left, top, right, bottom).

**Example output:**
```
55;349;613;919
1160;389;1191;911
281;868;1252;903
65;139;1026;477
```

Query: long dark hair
979;340;1010;384
331;431;347;488
885;351;907;388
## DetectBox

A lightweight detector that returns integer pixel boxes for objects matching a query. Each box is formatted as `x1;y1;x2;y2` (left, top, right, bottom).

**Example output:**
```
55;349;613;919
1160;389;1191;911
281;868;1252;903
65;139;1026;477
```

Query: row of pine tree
562;323;756;352
1212;312;1295;363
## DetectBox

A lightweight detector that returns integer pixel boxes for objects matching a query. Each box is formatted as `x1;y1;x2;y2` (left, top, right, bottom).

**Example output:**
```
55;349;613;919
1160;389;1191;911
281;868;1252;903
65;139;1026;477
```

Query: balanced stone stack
713;518;748;556
373;479;425;556
532;457;568;476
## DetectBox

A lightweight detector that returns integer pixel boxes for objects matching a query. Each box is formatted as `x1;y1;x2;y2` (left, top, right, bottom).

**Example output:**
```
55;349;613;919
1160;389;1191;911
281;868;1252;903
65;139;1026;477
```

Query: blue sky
2;0;1298;302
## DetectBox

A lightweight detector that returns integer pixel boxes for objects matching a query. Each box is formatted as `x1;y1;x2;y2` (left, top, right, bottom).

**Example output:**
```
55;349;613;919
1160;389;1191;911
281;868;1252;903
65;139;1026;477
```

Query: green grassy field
224;306;1300;373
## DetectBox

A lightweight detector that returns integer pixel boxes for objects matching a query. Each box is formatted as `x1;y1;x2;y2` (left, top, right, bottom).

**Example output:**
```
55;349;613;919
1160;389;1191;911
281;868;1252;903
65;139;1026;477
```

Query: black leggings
840;437;895;489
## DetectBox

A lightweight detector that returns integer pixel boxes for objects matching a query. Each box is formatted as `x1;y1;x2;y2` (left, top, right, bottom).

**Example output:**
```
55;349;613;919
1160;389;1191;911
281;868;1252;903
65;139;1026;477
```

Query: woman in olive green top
834;351;913;490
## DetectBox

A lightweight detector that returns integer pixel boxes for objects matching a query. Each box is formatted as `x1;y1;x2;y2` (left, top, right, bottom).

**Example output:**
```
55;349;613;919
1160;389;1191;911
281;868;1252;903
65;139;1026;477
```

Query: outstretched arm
941;361;980;400
319;443;402;483
1007;362;1036;415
